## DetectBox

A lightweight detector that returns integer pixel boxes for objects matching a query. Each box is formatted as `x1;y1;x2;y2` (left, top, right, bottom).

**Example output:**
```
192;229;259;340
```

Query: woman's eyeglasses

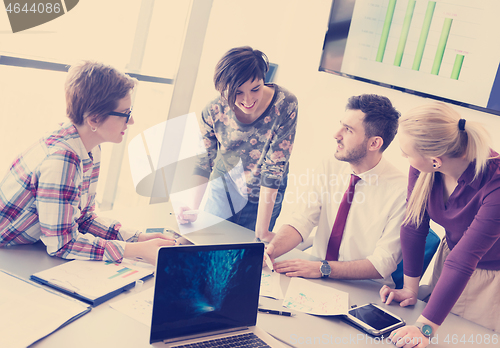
109;109;132;123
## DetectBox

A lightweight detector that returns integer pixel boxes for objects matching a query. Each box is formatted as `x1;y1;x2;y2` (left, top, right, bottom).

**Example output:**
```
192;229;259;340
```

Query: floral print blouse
194;84;298;202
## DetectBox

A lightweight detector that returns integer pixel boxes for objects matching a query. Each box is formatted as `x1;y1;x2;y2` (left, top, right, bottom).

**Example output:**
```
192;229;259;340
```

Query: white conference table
0;202;496;347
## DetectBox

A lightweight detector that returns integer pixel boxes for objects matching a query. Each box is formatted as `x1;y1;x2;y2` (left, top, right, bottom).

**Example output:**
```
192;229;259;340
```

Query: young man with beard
266;94;407;286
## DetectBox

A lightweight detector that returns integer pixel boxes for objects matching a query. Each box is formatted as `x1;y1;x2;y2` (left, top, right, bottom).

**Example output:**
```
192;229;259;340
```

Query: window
0;0;193;211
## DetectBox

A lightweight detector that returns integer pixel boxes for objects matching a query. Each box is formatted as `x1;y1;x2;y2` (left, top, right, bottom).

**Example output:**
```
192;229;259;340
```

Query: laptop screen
150;243;264;344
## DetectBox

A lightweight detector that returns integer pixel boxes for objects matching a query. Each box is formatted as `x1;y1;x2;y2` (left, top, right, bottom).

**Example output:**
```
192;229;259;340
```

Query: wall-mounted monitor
266;63;279;83
319;0;500;116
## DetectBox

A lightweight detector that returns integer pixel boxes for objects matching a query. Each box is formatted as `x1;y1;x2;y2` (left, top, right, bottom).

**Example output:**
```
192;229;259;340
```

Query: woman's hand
390;325;430;348
137;232;176;243
390;315;438;348
256;230;275;243
125;233;176;265
176;206;198;225
138;238;176;265
380;285;418;307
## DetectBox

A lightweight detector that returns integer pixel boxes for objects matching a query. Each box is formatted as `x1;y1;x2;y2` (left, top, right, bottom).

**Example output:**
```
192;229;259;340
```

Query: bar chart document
323;0;500;113
31;259;155;306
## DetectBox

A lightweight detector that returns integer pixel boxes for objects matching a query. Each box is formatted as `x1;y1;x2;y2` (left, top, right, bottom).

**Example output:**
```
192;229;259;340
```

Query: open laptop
150;243;285;347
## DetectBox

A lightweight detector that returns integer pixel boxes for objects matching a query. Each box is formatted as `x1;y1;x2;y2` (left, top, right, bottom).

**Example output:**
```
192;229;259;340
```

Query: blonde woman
380;102;500;346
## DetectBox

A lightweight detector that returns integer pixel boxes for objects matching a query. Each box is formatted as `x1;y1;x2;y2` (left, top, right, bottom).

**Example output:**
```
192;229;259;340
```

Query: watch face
320;262;331;275
422;324;432;336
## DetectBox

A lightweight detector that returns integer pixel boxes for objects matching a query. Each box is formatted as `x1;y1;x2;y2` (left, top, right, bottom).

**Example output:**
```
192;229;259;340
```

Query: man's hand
265;244;276;259
380;285;418;307
273;259;322;278
262;244;275;270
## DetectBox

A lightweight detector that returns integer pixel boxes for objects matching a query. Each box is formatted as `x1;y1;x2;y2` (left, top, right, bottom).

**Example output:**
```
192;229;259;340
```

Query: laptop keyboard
172;332;271;347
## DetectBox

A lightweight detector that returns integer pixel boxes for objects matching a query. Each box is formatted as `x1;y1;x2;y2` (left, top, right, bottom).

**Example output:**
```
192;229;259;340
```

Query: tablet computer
343;303;405;337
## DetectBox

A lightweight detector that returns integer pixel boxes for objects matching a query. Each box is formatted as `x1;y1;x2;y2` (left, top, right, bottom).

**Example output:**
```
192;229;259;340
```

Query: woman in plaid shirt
0;61;175;264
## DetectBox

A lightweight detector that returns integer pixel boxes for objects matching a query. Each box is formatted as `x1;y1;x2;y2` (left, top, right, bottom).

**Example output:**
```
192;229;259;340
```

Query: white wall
190;0;500;230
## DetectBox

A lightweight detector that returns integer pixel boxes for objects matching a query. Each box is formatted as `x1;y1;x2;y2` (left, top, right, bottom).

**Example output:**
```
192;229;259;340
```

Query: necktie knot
346;175;361;204
350;174;361;187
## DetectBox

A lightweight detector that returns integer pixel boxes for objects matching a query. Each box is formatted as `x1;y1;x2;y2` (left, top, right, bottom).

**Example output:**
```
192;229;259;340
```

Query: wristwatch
320;260;331;278
415;322;433;338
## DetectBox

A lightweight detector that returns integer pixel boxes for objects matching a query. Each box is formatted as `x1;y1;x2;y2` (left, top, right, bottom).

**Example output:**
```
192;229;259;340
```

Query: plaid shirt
0;123;139;261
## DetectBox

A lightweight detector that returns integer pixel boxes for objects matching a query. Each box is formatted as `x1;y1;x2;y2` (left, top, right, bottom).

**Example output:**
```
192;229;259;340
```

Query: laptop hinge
162;327;249;344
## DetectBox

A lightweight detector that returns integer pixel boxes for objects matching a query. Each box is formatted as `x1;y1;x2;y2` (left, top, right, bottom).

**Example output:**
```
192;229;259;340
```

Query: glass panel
0;0;192;78
0;66;67;174
96;81;175;210
0;1;141;70
0;0;193;213
141;0;193;78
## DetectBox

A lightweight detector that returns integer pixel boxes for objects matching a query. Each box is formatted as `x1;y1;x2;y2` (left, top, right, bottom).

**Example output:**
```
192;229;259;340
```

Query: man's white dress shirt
287;156;407;285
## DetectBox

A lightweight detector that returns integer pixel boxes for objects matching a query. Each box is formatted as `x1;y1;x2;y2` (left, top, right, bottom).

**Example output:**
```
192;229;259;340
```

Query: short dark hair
213;46;269;108
346;94;400;152
65;61;137;125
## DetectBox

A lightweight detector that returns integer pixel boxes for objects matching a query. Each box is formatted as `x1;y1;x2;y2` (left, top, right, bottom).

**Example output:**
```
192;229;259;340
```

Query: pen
263;252;274;272
258;308;294;316
255;238;274;272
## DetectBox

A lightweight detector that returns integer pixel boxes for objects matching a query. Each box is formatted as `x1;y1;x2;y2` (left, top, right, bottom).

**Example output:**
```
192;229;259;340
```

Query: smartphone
342;303;405;337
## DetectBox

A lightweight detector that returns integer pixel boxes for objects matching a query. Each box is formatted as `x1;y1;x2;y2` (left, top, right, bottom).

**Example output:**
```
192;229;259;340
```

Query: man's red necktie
325;174;361;261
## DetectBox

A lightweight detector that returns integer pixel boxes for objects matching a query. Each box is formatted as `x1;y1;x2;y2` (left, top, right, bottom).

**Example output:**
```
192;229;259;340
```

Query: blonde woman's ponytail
400;103;492;227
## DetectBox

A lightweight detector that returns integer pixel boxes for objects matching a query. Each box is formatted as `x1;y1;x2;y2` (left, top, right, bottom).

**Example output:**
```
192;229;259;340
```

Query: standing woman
0;61;175;264
380;102;500;346
177;46;298;241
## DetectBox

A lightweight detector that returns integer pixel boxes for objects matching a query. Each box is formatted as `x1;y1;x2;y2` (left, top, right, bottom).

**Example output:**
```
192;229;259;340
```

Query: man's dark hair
346;94;400;152
213;46;269;109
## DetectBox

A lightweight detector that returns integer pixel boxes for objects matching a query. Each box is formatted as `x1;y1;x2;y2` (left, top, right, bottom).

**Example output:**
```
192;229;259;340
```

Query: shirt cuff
260;173;283;189
103;240;126;262
366;253;399;279
119;227;140;242
286;217;314;243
